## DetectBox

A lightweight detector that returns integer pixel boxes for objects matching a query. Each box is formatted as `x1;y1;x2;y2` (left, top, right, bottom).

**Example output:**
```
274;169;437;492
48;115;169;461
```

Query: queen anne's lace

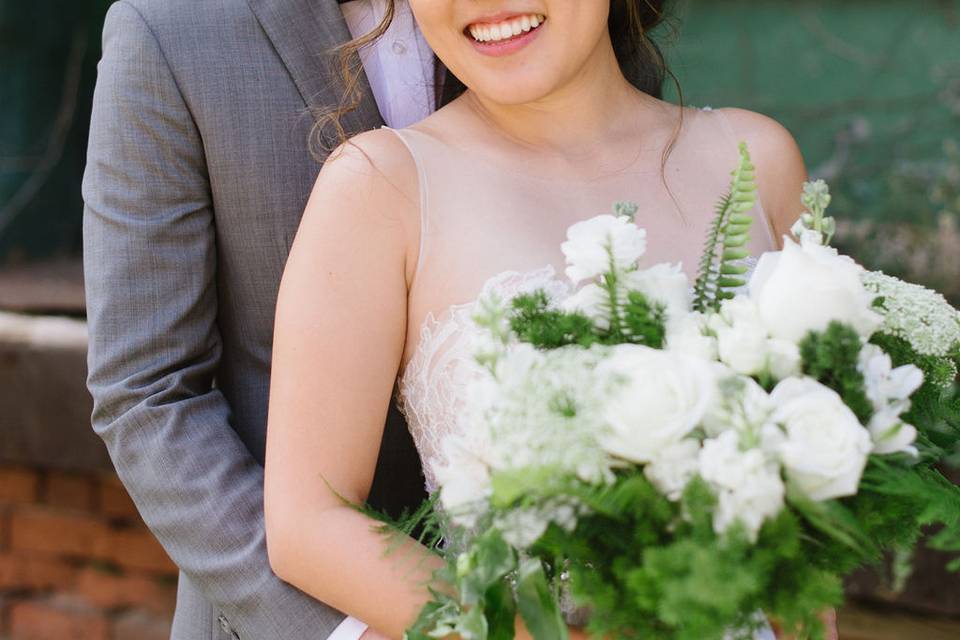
395;265;573;492
863;270;960;357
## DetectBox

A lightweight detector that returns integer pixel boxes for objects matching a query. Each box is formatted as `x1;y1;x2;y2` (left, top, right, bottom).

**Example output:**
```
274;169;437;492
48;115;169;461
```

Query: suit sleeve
81;2;346;637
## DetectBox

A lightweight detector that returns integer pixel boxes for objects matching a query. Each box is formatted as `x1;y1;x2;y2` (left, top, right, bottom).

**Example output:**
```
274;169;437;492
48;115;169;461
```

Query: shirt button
391;40;407;55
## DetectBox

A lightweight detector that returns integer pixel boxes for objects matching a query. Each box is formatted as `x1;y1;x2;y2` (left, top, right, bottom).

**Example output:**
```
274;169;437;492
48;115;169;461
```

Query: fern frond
693;143;758;312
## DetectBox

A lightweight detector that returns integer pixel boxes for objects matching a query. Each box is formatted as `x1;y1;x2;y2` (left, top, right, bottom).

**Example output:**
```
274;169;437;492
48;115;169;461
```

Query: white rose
698;431;785;541
867;410;919;456
561;215;647;285
770;377;872;501
562;283;611;330
597;344;715;463
665;312;718;361
644;438;701;501
749;238;882;343
623;262;691;320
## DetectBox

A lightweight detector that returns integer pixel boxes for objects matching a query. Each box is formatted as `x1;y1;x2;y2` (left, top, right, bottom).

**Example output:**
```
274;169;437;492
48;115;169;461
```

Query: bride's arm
263;130;441;639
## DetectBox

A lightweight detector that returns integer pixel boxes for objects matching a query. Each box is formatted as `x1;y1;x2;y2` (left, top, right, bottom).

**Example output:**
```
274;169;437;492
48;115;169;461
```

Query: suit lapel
246;0;384;134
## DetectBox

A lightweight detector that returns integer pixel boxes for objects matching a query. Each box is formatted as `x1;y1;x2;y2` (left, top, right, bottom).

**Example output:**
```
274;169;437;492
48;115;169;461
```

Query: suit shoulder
113;0;254;41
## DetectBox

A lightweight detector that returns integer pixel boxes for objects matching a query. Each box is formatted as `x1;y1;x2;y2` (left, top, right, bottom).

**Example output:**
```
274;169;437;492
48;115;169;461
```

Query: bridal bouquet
403;146;960;640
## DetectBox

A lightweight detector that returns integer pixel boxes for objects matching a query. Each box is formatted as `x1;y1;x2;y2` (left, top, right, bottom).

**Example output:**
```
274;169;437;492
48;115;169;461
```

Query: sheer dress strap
703;108;779;249
380;125;431;287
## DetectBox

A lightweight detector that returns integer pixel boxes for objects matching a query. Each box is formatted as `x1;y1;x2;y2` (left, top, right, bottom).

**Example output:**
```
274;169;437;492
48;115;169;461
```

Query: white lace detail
395;256;761;493
396;264;573;492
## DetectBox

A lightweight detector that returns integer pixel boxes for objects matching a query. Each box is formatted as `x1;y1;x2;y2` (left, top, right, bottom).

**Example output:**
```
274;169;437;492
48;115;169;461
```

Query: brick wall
0;465;176;640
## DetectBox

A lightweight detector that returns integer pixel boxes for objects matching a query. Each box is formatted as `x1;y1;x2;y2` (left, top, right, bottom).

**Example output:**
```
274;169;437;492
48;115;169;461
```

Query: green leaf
459;530;517;607
516;558;568;640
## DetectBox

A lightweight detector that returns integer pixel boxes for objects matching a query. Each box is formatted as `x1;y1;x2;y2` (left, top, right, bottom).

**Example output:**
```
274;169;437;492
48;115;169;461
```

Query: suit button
391;40;407;55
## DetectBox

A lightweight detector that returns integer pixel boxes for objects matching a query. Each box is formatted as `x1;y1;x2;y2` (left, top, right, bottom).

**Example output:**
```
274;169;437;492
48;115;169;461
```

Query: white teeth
468;13;545;43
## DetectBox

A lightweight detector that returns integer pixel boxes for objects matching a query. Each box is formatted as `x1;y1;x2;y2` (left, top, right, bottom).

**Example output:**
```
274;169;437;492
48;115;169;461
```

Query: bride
264;1;821;638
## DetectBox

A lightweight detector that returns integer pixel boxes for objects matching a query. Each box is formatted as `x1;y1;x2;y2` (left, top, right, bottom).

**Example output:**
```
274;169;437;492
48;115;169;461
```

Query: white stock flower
710;297;769;376
858;344;924;416
665;312;718;361
867;410;918;457
623;262;692;319
435;432;493;528
857;343;923;455
766;338;802;380
561;215;647;285
597;344;715;463
749;238;882;343
644;438;701;501
698;431;785;541
770;377;872;501
561;283;611;330
707;297;800;379
702;373;775;439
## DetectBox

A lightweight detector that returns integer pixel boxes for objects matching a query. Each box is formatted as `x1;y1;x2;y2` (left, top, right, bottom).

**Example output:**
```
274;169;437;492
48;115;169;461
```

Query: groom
83;0;439;638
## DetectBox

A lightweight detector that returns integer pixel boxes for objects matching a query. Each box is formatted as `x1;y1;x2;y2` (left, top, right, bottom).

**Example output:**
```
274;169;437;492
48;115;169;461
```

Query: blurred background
0;0;957;638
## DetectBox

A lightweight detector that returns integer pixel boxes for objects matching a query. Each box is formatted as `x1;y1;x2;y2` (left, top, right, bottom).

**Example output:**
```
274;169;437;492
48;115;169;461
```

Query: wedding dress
384;106;779;640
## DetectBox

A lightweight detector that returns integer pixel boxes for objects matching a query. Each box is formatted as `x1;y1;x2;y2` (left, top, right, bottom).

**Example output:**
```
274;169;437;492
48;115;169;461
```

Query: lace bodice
396;265;572;491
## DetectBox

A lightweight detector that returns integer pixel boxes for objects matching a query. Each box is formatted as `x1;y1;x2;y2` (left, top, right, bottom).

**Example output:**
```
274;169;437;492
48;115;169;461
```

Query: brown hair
311;0;682;155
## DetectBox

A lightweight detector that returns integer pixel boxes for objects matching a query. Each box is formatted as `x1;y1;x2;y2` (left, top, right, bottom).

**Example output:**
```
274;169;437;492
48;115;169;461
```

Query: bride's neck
462;42;650;156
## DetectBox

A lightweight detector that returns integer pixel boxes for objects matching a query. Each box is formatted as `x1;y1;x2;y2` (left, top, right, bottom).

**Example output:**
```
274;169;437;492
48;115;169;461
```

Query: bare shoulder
315;127;419;204
299;127;421;284
715;108;809;244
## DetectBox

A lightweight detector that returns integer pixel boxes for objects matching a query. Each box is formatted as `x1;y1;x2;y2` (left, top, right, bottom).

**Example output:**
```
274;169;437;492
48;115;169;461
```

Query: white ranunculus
665;312;718;361
698;431;785;541
867;410;919;456
597;344;715;463
561;283;611;330
623;262;691;319
561;215;647;285
644;438;701;501
749;238;882;343
770;377;872;501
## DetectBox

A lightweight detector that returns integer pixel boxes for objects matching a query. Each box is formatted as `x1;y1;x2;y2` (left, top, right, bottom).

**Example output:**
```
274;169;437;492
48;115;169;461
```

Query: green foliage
507;290;666;350
693;143;758;313
531;476;842;640
516;558;568;640
508;291;600;349
869;332;960;460
799;321;874;423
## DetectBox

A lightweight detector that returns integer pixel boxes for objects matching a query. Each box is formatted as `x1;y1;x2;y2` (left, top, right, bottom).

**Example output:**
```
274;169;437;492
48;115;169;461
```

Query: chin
467;73;563;106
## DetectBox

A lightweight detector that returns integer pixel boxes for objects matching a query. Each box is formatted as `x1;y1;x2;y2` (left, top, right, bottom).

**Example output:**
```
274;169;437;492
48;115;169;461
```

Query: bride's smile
464;12;547;55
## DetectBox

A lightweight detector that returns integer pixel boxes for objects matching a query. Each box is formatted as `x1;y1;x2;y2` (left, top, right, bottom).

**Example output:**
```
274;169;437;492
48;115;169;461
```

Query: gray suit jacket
82;0;428;637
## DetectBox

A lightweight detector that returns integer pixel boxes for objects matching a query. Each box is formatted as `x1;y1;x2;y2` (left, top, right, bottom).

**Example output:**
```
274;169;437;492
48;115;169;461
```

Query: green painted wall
1;1;958;296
